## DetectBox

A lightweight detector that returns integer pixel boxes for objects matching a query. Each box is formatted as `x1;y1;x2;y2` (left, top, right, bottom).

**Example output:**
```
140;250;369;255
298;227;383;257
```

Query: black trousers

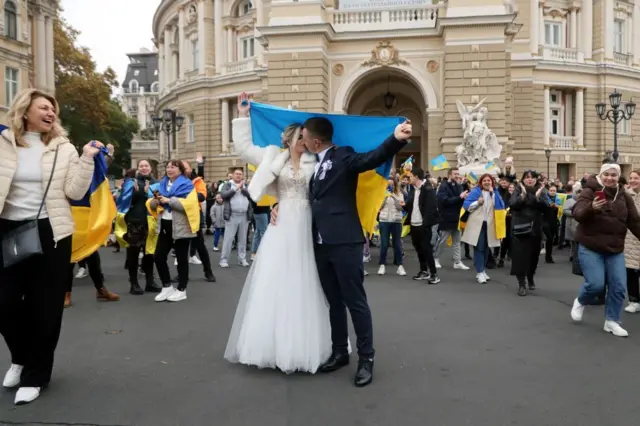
68;250;104;291
189;230;213;274
315;243;374;359
544;224;557;260
0;219;71;387
627;268;639;303
154;219;190;290
126;245;154;284
410;224;437;275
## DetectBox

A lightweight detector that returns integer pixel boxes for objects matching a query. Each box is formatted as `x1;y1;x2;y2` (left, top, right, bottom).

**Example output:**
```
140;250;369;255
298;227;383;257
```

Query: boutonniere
318;160;333;180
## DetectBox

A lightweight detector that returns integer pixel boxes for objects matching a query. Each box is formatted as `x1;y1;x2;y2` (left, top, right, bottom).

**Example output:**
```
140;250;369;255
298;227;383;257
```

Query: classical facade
120;48;161;171
153;0;640;182
0;0;57;121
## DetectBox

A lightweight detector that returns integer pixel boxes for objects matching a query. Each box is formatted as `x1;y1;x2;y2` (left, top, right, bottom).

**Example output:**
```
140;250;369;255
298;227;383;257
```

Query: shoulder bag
1;146;59;268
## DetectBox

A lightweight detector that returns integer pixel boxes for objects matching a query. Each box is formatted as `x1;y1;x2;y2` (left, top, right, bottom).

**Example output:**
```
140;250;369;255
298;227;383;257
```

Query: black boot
204;270;216;282
527;275;536;291
145;275;162;293
130;278;144;295
517;278;527;297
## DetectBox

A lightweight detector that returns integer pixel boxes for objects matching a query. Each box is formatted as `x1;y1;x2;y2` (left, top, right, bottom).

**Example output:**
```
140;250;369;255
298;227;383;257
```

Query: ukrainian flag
114;178;159;255
70;149;117;263
466;171;478;184
145;175;200;233
248;102;405;234
458;186;507;239
430;154;450;171
247;163;278;207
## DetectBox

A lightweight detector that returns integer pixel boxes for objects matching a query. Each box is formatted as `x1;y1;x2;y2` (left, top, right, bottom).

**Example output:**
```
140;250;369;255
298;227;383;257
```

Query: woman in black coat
509;170;549;296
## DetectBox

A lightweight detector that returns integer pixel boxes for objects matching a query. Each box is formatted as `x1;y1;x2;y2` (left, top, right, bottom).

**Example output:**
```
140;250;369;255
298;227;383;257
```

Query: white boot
2;364;22;388
15;387;40;405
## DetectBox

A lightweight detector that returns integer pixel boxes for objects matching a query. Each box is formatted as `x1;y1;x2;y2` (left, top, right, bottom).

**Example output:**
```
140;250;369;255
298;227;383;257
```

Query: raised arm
341;121;412;174
232;117;266;165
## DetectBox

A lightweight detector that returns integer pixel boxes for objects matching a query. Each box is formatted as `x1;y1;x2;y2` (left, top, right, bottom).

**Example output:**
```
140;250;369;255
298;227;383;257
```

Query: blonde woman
0;89;101;405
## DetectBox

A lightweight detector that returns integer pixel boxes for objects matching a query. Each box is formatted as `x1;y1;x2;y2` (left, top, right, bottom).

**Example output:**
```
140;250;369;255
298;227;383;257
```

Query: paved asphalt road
1;241;640;426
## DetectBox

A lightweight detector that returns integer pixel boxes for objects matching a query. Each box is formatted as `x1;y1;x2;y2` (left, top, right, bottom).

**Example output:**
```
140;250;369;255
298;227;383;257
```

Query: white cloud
60;0;158;86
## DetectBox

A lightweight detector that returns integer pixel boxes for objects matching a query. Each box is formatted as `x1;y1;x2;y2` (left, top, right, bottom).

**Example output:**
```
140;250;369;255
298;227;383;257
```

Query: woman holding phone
570;163;640;337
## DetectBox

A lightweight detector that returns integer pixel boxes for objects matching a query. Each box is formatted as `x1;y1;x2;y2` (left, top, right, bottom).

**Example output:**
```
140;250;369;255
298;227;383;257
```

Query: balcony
614;52;632;66
540;45;582;63
131;139;159;153
328;4;441;32
550;136;578;150
223;58;257;74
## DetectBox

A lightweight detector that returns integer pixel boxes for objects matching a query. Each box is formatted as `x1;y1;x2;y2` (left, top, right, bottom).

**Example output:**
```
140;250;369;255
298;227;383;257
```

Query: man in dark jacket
433;167;469;270
404;167;441;284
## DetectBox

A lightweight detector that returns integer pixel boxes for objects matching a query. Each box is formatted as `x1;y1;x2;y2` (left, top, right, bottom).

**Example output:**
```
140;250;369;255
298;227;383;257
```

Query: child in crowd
210;193;225;251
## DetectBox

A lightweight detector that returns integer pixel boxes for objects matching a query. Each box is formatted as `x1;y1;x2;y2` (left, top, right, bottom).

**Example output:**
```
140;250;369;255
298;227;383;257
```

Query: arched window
150;81;160;93
129;80;139;93
4;1;18;40
238;0;253;16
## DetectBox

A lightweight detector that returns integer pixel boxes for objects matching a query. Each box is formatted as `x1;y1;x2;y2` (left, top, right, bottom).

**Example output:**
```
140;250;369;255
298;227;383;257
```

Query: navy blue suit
310;134;407;359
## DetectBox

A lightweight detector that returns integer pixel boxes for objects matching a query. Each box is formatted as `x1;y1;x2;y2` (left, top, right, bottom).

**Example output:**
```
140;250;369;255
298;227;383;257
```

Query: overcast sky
60;0;158;87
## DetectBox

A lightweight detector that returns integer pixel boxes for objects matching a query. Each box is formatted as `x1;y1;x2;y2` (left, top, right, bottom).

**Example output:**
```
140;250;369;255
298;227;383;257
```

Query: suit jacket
310;135;407;245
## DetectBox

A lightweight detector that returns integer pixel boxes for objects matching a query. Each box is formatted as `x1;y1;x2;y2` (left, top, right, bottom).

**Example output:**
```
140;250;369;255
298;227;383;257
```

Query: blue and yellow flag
248;102;405;234
70;149;117;263
458;186;507;239
146;175;200;233
114;178;159;255
485;161;500;171
466;171;478;184
430;154;450;171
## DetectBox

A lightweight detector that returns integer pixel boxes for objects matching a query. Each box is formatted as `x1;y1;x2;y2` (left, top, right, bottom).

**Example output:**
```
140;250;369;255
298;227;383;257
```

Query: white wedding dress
224;119;332;374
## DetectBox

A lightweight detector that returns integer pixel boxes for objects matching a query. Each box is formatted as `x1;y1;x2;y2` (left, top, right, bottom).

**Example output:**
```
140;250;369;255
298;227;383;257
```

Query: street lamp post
544;147;552;179
151;108;185;162
595;89;636;163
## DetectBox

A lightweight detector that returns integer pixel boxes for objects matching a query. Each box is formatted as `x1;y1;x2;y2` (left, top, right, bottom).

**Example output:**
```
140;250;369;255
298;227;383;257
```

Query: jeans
433;228;462;263
213;227;224;248
473;222;490;273
379;221;403;265
577;244;626;322
251;213;269;254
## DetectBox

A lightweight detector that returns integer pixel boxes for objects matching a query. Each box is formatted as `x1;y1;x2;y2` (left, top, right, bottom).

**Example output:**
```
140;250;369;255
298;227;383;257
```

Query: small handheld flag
430;154;450;171
466;171;478;184
485;161;499;171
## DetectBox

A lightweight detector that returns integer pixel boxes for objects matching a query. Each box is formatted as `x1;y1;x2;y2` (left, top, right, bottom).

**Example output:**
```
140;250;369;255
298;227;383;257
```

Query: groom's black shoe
354;359;374;387
319;353;350;373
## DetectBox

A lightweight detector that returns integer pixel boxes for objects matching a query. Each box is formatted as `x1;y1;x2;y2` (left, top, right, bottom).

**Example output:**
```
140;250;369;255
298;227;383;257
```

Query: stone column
539;4;544;47
575;88;584;147
214;0;223;74
36;15;47;90
635;5;640;66
581;0;592;59
164;27;172;83
45;16;54;92
178;8;186;78
530;0;538;55
173;51;179;81
627;15;633;59
158;42;165;89
255;0;265;65
604;0;614;60
198;0;206;73
543;86;550;147
226;27;234;63
221;99;229;153
570;8;577;49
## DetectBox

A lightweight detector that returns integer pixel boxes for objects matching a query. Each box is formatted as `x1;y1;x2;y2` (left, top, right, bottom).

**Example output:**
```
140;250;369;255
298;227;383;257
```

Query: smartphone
153;190;161;198
595;190;605;200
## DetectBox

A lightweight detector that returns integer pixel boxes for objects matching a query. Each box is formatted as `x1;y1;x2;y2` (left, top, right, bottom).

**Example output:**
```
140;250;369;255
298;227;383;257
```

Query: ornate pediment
362;41;408;67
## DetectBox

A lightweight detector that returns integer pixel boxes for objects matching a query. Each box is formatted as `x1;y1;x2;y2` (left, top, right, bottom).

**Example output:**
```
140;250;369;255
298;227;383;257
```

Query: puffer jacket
378;193;404;223
625;188;640;269
0;125;94;242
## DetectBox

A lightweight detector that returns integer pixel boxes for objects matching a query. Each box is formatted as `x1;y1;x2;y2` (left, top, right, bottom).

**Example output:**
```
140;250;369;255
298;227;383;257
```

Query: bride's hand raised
237;92;250;117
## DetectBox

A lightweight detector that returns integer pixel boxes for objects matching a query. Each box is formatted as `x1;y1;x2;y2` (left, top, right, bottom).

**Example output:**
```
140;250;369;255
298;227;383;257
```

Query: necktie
315;154;320;162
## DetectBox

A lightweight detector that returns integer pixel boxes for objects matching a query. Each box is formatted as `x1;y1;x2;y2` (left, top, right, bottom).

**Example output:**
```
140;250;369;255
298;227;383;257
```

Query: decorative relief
362;41;408;67
426;60;439;73
187;4;198;23
471;44;479;53
471;61;480;69
471;78;480;87
332;63;344;76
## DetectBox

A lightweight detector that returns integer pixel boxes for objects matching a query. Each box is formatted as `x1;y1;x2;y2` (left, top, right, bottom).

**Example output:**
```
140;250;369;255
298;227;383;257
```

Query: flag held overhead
430;154;450;171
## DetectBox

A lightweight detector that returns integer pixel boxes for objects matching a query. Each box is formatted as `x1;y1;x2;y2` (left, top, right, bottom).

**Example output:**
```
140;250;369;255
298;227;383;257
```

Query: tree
54;11;138;175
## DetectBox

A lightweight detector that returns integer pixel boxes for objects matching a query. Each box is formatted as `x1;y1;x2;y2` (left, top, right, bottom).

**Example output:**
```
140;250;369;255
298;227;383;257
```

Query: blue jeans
379;222;403;265
577;244;626;322
473;222;489;273
213;227;224;248
251;213;269;253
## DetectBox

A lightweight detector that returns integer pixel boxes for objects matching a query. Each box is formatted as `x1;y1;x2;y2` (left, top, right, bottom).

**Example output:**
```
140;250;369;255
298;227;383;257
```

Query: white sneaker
239;260;250;267
570;298;585;322
435;259;442;269
363;255;371;263
155;287;175;302
482;271;491;281
3;364;22;388
476;273;487;284
189;256;202;265
625;302;640;313
604;320;629;337
251;254;256;261
378;265;386;275
75;267;87;279
174;258;178;266
15;386;40;405
453;262;469;270
364;270;369;276
219;261;229;268
213;247;220;252
167;289;187;302
138;252;144;260
397;265;407;276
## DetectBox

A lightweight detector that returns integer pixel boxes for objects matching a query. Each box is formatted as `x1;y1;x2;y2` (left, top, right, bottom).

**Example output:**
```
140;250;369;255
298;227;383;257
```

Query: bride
223;93;333;373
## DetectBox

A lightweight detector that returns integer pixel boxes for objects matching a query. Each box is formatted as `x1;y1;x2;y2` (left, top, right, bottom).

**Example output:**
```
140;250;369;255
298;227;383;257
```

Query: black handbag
1;146;59;268
512;221;533;237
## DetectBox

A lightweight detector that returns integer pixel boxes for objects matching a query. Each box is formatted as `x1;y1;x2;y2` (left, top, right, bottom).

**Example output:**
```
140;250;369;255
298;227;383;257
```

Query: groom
272;117;411;387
